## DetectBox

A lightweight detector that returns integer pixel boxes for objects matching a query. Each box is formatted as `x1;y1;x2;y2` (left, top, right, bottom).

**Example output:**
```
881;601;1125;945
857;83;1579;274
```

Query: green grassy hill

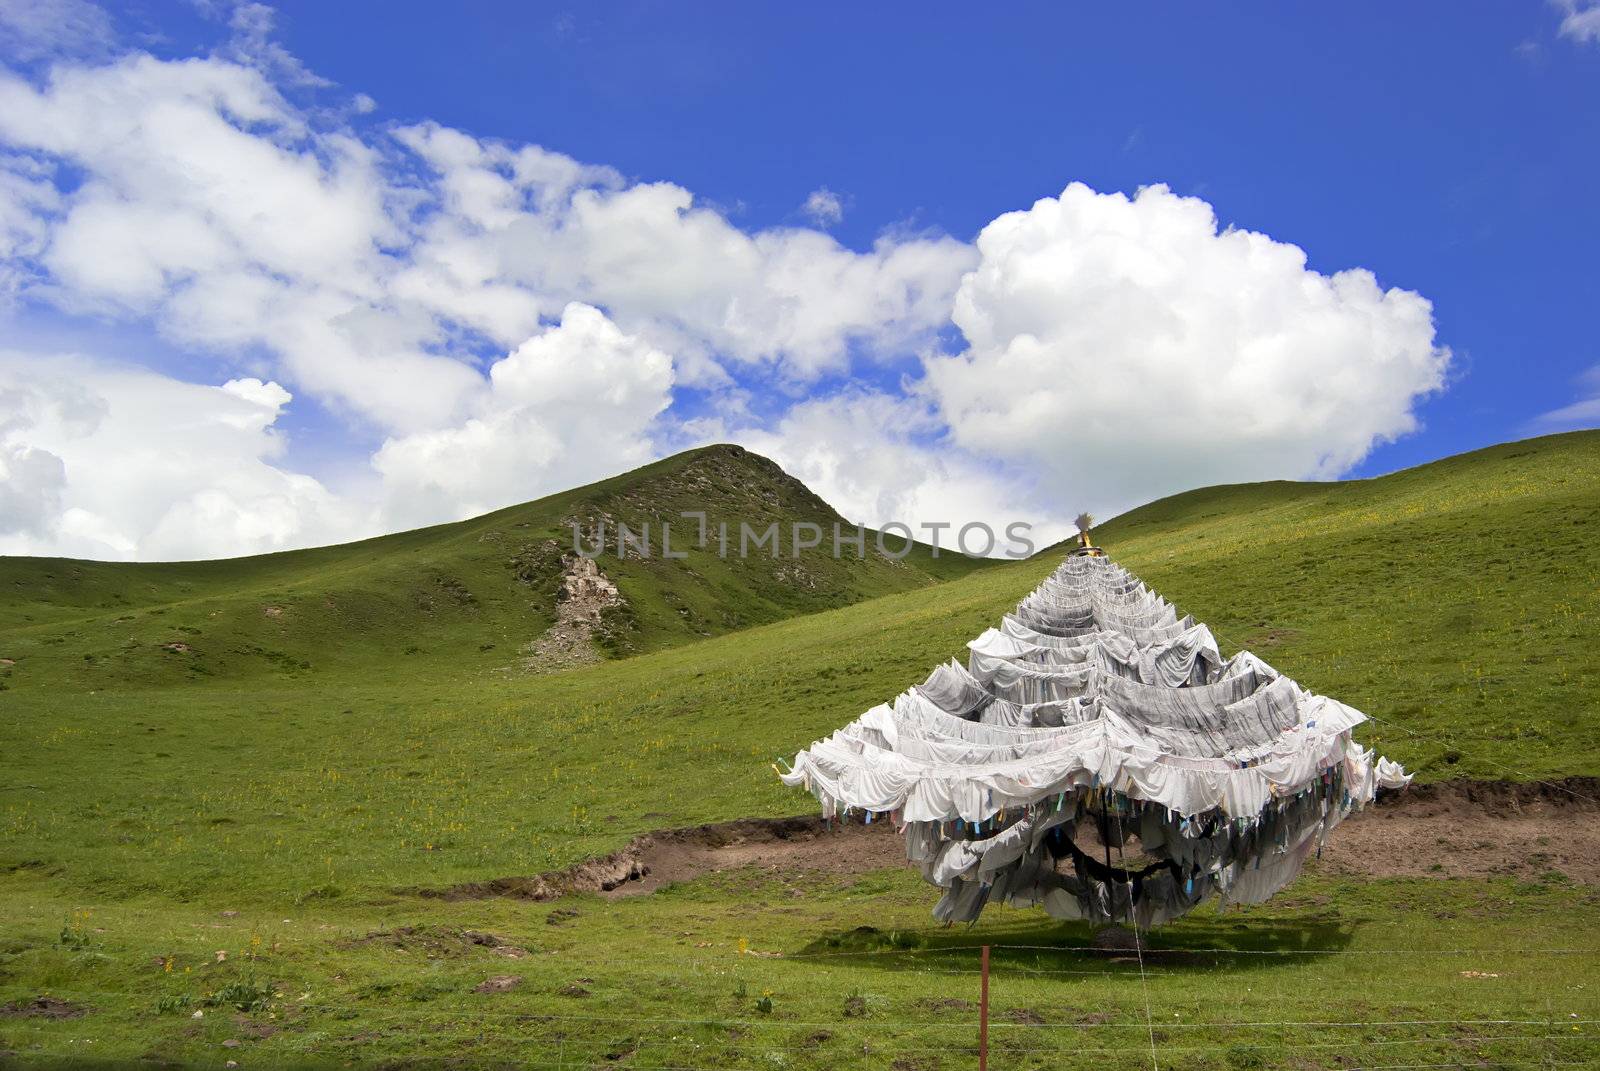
2;430;1597;1069
1096;429;1600;784
0;444;991;691
3;429;1595;898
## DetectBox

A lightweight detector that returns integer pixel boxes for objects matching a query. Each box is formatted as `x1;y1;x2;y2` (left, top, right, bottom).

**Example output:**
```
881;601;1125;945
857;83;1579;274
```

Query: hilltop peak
576;444;842;530
0;445;990;689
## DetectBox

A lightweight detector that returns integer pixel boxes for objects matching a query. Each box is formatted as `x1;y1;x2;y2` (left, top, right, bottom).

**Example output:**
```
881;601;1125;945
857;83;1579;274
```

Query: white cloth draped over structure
778;553;1411;928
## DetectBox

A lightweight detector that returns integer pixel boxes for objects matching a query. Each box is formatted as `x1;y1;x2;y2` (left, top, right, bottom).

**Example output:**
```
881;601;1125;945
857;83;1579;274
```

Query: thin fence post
979;943;990;1071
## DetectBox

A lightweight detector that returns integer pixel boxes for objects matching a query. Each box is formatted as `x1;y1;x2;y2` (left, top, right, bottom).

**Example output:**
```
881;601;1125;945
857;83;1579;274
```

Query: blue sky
1;1;1597;559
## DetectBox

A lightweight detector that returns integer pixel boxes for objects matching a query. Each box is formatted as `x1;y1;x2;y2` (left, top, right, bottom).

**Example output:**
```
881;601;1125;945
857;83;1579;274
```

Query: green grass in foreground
2;865;1596;1069
3;430;1599;1067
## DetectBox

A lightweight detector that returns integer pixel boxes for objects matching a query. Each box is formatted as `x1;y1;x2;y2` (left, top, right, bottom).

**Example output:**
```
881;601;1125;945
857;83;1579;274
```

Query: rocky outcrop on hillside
520;555;625;671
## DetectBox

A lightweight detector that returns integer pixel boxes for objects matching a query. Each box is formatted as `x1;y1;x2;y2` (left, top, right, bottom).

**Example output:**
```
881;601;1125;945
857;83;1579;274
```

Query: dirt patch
1245;627;1303;648
232;1014;278;1040
348;926;528;958
917;997;976;1013
1003;1007;1046;1024
2;997;86;1020
262;606;284;619
1317;777;1600;883
473;975;522;994
1089;924;1143;954
422;815;903;902
521;555;624;672
421;778;1600;903
619;815;906;894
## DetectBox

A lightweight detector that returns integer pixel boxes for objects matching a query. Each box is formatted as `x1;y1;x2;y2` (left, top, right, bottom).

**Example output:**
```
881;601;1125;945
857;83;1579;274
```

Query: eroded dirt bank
419;816;907;902
1320;777;1600;882
420;777;1600;902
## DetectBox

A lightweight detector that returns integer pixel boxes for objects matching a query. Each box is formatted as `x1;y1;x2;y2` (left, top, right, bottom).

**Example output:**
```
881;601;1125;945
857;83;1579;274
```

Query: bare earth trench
424;778;1600;903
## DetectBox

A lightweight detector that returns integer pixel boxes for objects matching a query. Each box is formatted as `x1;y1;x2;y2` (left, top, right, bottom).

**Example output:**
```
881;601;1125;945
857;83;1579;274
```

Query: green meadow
3;430;1598;1068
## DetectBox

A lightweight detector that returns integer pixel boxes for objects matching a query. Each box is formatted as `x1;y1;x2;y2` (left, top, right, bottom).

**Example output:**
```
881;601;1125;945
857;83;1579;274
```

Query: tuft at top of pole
1072;512;1103;557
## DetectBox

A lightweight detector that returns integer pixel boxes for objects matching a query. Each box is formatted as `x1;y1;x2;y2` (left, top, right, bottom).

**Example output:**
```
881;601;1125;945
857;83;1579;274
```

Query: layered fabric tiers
778;554;1411;928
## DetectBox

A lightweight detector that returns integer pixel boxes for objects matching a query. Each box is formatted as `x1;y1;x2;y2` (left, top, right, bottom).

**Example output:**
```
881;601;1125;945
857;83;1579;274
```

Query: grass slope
2;430;1598;1068
1095;429;1600;784
0;444;992;691
3;868;1593;1070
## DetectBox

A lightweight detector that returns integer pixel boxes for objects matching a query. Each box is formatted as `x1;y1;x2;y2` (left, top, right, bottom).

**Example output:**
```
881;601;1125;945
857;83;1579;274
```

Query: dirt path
424;778;1600;902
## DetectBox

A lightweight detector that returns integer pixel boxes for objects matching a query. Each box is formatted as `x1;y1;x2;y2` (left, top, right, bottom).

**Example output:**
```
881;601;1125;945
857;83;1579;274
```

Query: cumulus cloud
394;123;973;381
1553;0;1600;44
732;391;1074;551
801;187;844;227
0;352;356;560
373;303;674;528
0;55;490;433
0;52;972;436
0;438;67;538
924;183;1451;517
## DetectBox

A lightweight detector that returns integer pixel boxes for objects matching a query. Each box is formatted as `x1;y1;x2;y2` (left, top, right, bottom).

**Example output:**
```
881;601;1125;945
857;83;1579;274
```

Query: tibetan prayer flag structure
778;551;1410;928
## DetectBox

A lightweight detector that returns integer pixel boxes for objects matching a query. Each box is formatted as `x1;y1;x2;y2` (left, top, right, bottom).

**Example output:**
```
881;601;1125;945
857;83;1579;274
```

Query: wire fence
19;942;1598;1071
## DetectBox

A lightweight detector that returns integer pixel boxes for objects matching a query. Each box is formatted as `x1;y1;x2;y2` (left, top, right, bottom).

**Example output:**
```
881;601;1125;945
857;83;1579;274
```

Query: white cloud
0;439;66;538
543;182;970;379
221;2;333;88
0;352;358;560
1531;364;1600;431
0;152;59;299
732;391;1074;551
372;303;674;528
1553;0;1600;44
0;54;972;440
801;187;844;227
0;0;114;62
0;55;487;433
924;183;1451;519
396;125;973;380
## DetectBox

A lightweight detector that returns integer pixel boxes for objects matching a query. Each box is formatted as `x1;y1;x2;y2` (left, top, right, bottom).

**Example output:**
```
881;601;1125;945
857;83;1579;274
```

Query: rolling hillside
2;429;1596;900
2;431;1597;1069
1096;429;1600;785
0;444;992;691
